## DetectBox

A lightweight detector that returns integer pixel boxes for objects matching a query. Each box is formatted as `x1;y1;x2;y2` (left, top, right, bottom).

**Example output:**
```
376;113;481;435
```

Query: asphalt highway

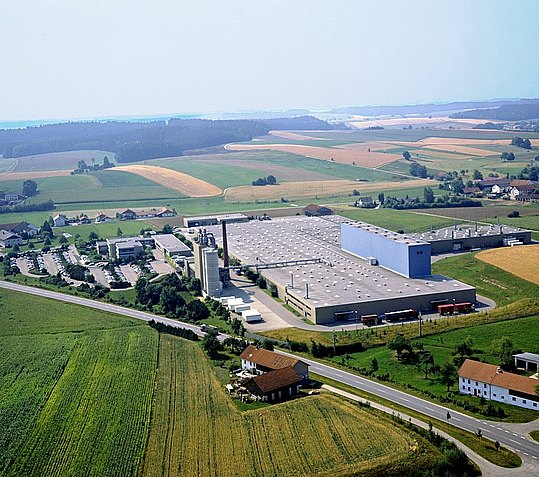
1;280;538;463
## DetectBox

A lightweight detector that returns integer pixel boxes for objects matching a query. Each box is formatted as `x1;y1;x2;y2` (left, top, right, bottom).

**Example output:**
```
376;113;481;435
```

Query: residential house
52;214;68;227
243;366;302;402
0;221;39;237
479;178;510;193
239;345;309;381
94;213;111;223
156;207;175;218
458;359;539;411
118;209;137;220
3;192;24;203
304;204;333;217
462;187;480;197
509;181;538;200
0;230;23;248
355;196;374;208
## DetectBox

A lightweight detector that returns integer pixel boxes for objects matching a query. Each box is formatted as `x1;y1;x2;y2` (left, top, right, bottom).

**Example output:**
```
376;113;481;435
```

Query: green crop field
335;206;460;233
0;171;182;206
0;289;153;477
0;289;443;477
140;334;435;477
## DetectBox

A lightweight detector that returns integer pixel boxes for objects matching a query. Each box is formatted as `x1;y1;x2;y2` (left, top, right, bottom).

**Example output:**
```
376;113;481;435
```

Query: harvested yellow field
269;130;331;141
112;164;222;197
476;245;539;285
227;143;399;168
347;116;497;129
416;137;511;146
226;178;430;201
0;169;72;181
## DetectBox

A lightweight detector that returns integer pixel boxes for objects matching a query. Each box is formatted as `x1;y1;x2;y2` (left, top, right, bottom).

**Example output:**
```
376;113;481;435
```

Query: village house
239;345;309;381
478;177;511;194
458;359;539;411
0;221;40;238
354;196;374;208
52;214;68;227
2;192;24;203
462;187;480;197
304;204;333;217
94;213;112;223
0;230;23;248
118;209;137;220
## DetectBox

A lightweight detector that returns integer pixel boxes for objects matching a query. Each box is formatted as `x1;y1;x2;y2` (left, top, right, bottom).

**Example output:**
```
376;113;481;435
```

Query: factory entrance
334;310;357;322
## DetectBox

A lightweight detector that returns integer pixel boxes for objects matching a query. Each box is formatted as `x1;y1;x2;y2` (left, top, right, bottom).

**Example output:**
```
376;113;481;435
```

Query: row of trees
71;157;114;174
251;175;277;186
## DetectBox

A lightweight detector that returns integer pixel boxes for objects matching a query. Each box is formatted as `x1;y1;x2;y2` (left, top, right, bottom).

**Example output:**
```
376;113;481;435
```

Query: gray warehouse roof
408;223;530;242
153;234;191;253
208;215;474;309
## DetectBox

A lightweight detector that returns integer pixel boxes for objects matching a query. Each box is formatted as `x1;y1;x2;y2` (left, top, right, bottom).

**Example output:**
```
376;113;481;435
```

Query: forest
0;116;336;163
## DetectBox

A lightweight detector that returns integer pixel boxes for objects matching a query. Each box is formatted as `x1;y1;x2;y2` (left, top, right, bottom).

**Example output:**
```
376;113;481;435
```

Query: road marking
524;453;529;456
505;430;510;433
401;398;409;402
489;425;494;428
532;456;537;459
510;439;519;444
497;427;503;431
452;417;461;422
513;433;518;436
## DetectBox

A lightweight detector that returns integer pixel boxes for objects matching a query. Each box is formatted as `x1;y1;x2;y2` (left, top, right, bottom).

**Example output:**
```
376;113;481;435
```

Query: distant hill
331;99;539;117
254;115;337;130
450;100;539;121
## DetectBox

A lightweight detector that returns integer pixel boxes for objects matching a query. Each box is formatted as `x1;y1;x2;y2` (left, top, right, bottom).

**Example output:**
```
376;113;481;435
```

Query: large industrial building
207;215;476;324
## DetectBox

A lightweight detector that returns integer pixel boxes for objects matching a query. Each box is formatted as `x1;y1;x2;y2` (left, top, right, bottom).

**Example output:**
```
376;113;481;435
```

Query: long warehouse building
208;215;476;324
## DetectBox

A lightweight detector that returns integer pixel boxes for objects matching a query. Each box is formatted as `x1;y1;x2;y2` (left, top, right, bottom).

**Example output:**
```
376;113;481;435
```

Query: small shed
304;204;333;217
513;352;539;373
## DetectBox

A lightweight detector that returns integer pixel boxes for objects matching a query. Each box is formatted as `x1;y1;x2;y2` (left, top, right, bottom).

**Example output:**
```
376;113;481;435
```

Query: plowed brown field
476;245;539;285
225;178;430;201
112;165;222;197
226;143;398;168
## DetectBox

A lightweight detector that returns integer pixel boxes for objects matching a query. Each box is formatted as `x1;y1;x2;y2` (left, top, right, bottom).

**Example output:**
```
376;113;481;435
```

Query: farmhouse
304;204;333;217
0;230;23;248
118;209;137;220
509;182;538;200
240;345;309;381
458;359;539;411
243;367;302;402
94;213;112;223
462;187;480;196
0;221;40;237
354;196;374;208
52;214;67;227
479;178;510;193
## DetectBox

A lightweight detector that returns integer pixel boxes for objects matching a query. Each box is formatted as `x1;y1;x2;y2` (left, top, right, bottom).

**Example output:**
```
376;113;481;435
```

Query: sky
1;0;539;121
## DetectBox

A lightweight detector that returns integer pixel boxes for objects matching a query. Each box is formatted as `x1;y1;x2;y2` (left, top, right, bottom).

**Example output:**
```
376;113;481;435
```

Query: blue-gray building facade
340;222;431;278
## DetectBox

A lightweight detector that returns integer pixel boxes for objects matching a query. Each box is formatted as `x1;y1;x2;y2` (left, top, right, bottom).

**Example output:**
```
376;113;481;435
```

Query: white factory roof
207;215;474;309
408;223;530;242
344;221;429;246
153;234;191;253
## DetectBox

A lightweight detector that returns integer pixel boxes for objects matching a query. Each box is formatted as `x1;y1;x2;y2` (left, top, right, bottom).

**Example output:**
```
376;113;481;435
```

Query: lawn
327;314;539;422
139;334;437;477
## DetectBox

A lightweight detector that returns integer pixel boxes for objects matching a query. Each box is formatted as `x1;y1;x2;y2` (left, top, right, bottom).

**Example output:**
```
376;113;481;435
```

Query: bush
507;210;520;218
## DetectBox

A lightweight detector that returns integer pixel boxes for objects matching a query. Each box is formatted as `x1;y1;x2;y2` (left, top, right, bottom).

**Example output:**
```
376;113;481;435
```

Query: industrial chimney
221;221;229;268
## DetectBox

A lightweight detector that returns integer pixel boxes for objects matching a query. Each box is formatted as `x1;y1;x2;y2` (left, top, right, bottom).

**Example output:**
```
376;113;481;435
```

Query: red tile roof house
243;366;303;402
458;359;539;411
239;345;309;381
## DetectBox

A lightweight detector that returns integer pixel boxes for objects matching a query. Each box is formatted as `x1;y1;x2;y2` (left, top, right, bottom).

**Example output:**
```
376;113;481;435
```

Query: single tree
58;235;68;244
88;231;99;241
490;336;514;369
202;334;223;359
266;175;277;185
423;187;435;204
116;227;123;237
162;224;173;234
378;192;385;204
439;362;457;392
371;357;379;372
402;150;411;160
418;351;435;379
472;169;483;180
22;179;38;196
387;333;412;361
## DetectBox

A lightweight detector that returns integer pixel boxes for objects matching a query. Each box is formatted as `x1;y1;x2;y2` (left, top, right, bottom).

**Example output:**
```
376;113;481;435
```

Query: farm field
112;164;222;197
411;203;539;232
225;178;430;202
4;150;113;172
227;142;400;168
140;334;435;477
0;289;440;477
335;206;461;233
0;289;152;477
0;170;181;205
476;245;539;285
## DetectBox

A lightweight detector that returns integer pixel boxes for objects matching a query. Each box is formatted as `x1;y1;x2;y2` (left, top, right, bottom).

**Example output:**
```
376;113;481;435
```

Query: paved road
275;349;539;464
1;279;538;466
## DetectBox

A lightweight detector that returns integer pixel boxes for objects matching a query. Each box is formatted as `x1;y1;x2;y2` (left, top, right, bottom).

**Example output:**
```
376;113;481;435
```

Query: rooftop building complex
407;223;531;253
207;215;476;324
